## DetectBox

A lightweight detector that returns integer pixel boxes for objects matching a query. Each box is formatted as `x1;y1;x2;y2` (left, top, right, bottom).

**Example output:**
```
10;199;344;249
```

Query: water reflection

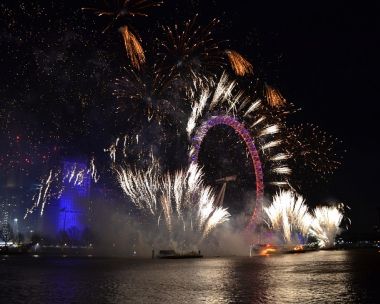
0;250;379;303
260;251;354;304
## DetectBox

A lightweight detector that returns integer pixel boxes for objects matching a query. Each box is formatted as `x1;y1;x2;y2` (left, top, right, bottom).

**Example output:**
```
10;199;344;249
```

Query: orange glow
265;84;286;108
119;26;146;70
259;244;277;256
226;50;253;76
292;245;304;251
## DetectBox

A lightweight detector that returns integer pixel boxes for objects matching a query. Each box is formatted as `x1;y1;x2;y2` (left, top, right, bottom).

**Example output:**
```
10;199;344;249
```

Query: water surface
1;250;379;303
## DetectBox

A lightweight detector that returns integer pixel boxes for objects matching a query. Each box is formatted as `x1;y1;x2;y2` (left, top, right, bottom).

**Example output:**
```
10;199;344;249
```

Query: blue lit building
46;160;91;239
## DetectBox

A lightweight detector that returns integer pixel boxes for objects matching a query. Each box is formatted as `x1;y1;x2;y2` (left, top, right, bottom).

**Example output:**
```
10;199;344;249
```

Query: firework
113;66;179;123
119;26;146;69
261;139;282;150
115;154;160;215
264;84;287;108
270;153;290;161
259;124;280;137
24;169;62;218
187;72;292;228
82;0;161;68
82;0;162;33
87;157;100;183
225;50;253;76
244;100;262;117
157;16;225;89
284;123;343;184
63;163;86;186
24;162;94;219
309;206;343;248
264;190;312;244
115;160;230;248
104;140;118;162
272;166;291;175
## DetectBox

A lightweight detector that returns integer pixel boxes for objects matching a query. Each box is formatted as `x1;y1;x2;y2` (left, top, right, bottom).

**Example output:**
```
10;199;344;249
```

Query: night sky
1;1;379;232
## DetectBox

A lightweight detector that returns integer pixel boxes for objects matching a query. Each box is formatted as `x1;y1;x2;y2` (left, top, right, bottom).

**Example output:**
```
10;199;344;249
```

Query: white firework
264;190;312;244
87;157;100;183
309;206;343;248
187;72;291;186
115;161;230;248
24;169;62;218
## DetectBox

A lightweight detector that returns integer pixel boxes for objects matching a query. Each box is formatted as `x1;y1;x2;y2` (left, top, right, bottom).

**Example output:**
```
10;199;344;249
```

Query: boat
157;250;203;259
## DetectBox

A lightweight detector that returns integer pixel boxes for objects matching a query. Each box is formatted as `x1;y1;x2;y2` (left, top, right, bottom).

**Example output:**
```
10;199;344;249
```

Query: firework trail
87;157;100;183
115;160;230;248
104;139;119;162
24;169;62;219
309;206;343;248
115;154;161;215
119;26;146;70
225;50;253;76
264;190;312;244
82;0;162;33
186;89;210;136
272;166;291;175
264;84;287;108
270;153;290;161
24;161;95;219
63;163;87;186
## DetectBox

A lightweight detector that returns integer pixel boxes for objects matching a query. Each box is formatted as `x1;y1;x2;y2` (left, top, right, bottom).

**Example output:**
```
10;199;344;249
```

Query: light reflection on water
0;250;379;303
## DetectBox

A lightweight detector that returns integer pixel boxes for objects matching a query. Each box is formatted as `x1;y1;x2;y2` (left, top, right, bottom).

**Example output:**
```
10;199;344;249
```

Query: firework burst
284;123;343;186
309;205;344;248
113;65;192;130
188;72;292;188
82;0;163;33
156;15;225;90
114;66;171;122
82;0;161;68
264;190;312;244
115;160;230;249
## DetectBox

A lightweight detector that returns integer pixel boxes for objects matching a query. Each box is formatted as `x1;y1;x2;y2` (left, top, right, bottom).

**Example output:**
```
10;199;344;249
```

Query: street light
13;218;19;244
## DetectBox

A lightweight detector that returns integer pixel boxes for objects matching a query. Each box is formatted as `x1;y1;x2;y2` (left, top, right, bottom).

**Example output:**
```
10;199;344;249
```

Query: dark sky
228;1;380;231
1;1;379;232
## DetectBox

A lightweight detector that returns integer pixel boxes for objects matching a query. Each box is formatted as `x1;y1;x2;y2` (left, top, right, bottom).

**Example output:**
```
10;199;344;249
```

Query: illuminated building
46;160;91;239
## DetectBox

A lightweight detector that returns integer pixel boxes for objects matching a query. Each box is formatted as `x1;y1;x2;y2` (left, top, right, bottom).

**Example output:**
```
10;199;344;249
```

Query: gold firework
225;50;253;76
265;84;287;108
82;0;162;33
119;26;146;70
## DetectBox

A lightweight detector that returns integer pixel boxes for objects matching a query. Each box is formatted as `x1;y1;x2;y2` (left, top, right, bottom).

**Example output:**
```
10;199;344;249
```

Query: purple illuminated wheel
189;115;264;226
